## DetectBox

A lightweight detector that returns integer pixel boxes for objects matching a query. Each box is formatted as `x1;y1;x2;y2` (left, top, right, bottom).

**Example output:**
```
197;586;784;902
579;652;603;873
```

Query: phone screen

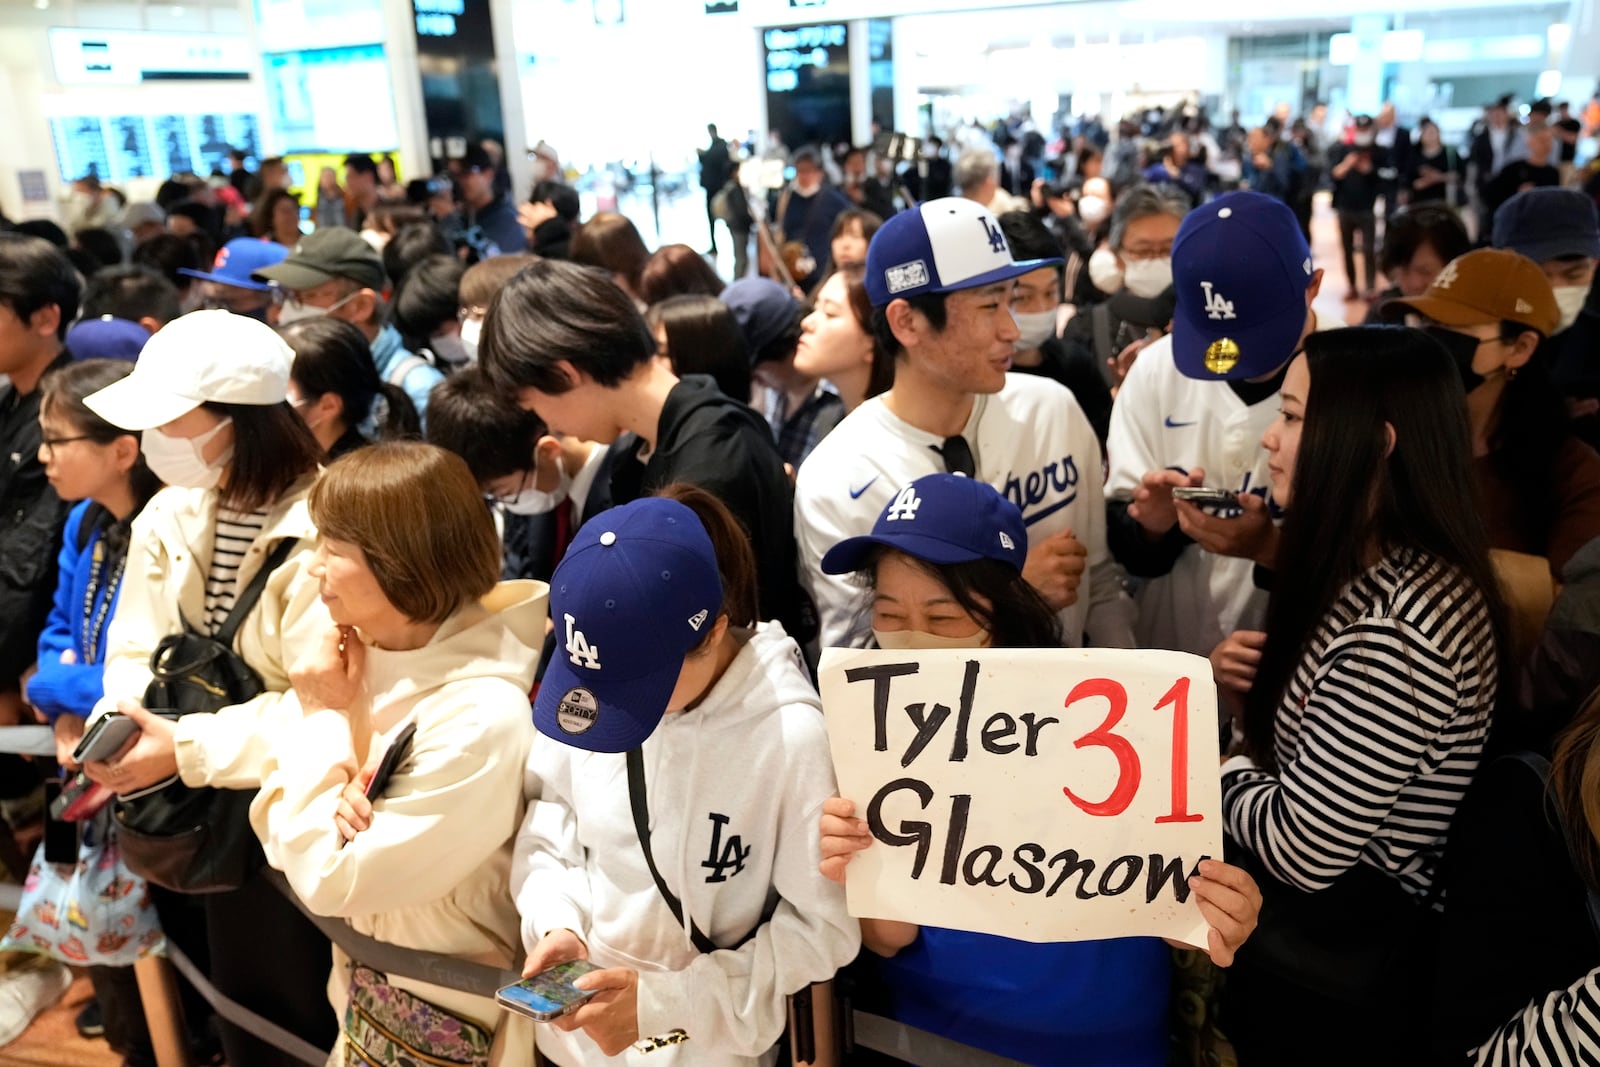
497;961;602;1021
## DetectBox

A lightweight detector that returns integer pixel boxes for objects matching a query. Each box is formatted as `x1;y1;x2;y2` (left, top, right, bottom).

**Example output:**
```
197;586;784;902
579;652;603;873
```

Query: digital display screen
763;23;851;149
253;0;385;55
49;113;262;183
263;46;399;154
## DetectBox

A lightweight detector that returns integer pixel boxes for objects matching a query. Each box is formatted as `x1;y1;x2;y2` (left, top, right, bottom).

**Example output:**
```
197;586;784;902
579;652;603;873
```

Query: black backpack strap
1506;751;1600;944
1090;302;1114;364
627;747;720;954
75;502;111;553
214;537;300;648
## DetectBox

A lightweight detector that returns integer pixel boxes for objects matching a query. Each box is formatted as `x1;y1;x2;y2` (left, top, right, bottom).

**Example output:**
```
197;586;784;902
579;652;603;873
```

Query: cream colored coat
94;475;330;788
251;580;548;1061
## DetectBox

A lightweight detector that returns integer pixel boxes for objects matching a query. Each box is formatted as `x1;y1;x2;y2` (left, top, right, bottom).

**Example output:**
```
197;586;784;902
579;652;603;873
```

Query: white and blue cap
534;497;724;754
821;473;1028;575
864;197;1061;308
1170;191;1314;382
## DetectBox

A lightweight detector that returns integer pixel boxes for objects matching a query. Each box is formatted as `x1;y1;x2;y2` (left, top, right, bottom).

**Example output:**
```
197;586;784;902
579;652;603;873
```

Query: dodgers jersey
795;372;1136;650
1103;313;1340;656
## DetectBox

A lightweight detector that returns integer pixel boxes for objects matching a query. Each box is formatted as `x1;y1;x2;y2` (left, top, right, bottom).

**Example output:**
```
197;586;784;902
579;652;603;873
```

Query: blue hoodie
371;322;444;429
27;501;127;720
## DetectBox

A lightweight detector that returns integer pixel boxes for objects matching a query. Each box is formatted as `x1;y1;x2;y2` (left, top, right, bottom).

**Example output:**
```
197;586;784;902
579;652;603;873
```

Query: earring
1506;367;1519;380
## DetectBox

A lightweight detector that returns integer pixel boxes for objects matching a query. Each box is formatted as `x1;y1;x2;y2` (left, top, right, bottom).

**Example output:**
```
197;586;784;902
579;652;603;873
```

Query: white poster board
820;647;1223;948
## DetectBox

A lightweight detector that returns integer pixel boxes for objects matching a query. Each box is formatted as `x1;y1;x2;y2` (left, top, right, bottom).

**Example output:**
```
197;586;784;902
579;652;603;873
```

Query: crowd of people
0;86;1597;1067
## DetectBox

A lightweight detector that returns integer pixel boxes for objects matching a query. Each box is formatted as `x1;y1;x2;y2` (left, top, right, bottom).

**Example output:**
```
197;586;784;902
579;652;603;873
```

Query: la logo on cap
1201;282;1236;321
1434;261;1460;290
564;613;601;670
979;215;1007;254
886;486;921;522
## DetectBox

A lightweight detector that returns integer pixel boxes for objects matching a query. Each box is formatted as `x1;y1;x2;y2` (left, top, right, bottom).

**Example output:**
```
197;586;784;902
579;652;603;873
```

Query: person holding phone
77;310;333;1067
1216;327;1508;1063
512;488;858;1066
817;473;1261;1066
251;442;547;1066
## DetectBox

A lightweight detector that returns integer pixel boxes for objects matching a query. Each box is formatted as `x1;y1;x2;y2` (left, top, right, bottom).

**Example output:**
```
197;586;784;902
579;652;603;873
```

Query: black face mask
1422;326;1488;394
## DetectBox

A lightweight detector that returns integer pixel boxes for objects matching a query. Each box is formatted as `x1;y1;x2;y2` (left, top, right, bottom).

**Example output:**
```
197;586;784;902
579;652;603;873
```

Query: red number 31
1061;677;1203;824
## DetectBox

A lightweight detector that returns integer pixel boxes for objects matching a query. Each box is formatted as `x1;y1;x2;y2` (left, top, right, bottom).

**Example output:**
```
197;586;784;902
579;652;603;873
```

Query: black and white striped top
203;507;269;636
1476;966;1600;1065
1222;547;1498;903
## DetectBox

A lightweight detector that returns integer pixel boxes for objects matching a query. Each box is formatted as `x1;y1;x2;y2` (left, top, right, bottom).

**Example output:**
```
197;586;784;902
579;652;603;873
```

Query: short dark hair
15;220;68;248
131;233;203;293
646;295;750;401
997;211;1061;265
81;266;180;326
74;228;124;271
310;442;500;626
200;399;323;513
655;483;759;641
0;233;81;339
343;154;379;178
1378;204;1472;277
381;222;451;288
460;144;494;172
529;180;580;223
480;259;654;395
425;365;545;482
638;244;725;306
870;291;948;367
392;253;466;344
279;317;419;450
249;188;300;240
830;209;882;246
40;359;161;509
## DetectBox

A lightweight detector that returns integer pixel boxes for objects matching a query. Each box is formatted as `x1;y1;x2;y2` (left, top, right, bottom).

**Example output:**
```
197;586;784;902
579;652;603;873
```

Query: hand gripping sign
820;647;1222;948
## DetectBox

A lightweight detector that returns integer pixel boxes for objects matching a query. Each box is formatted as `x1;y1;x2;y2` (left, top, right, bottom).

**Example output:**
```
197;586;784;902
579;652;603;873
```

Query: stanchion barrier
0;728;1030;1067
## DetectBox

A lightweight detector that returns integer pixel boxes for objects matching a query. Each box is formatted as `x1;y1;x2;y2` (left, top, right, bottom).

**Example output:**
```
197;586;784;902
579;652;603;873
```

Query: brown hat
1387;248;1560;338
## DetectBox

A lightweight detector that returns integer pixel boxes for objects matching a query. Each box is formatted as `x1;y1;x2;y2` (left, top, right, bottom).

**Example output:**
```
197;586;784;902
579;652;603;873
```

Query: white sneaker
0;960;73;1047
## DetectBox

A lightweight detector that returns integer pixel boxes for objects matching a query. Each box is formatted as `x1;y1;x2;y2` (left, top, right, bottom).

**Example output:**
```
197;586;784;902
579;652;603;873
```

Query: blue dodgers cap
864;197;1061;307
821;473;1027;575
534;497;724;753
65;316;150;363
720;277;802;365
178;238;288;292
1492;188;1600;263
1170;191;1314;382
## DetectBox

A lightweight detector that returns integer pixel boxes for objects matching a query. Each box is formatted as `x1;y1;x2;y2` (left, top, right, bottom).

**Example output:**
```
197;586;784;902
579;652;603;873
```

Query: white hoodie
512;623;860;1067
251;580;547;1051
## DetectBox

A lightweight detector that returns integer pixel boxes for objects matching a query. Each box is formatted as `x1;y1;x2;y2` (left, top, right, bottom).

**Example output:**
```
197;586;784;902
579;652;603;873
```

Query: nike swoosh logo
1164;416;1197;428
849;476;879;499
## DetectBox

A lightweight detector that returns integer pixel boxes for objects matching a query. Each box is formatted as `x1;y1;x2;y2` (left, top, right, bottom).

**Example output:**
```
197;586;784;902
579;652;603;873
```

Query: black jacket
0;352;74;688
607;375;816;644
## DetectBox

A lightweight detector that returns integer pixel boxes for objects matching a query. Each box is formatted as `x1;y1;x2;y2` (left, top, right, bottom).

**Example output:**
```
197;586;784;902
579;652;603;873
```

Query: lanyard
80;530;127;666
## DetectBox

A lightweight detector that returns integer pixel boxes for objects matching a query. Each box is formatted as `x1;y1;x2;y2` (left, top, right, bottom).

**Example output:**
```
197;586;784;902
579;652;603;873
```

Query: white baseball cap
84;309;293;431
863;197;1061;307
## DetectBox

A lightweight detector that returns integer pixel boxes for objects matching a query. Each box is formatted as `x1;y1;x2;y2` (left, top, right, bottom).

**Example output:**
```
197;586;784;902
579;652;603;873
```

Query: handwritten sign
820;647;1222;947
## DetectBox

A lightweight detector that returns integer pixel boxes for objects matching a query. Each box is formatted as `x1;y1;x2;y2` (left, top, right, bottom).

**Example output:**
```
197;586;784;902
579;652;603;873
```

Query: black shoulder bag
115;537;300;894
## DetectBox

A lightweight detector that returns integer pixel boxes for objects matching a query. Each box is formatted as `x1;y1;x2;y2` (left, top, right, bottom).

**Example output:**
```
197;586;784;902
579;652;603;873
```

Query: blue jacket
27;501;126;721
371;323;444;429
863;929;1171;1066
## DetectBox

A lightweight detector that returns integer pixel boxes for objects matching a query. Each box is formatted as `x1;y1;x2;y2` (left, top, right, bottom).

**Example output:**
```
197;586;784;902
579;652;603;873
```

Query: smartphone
48;772;114;822
1171;487;1240;509
365;721;417;801
73;711;140;764
496;960;603;1022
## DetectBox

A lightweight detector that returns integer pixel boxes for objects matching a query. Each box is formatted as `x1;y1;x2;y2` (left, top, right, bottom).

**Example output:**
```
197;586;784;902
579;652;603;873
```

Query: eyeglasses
40;434;96;459
930;435;975;477
484;470;531;505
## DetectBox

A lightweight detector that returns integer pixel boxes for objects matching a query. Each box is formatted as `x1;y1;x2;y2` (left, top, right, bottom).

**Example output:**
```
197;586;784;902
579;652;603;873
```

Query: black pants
705;188;719;251
1338;210;1378;292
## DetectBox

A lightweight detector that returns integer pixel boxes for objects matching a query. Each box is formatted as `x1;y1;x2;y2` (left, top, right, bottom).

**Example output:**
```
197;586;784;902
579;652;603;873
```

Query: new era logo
886;260;929;294
999;532;1015;550
688;609;709;631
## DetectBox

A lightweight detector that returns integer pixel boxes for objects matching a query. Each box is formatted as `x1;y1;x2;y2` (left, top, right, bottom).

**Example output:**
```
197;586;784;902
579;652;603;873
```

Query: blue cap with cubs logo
820;473;1028;575
533;497;724;754
177;237;288;292
1170;191;1314;382
864;197;1061;308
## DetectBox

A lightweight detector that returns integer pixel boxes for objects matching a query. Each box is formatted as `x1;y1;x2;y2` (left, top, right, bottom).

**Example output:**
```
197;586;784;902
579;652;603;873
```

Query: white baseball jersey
1103;313;1341;656
795;373;1136;650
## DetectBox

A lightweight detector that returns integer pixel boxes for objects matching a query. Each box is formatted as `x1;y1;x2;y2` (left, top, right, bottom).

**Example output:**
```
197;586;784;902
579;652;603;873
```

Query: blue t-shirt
864;928;1170;1067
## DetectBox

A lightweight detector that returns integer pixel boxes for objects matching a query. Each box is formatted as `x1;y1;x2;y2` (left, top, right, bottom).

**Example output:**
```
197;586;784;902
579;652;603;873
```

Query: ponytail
372;382;421;442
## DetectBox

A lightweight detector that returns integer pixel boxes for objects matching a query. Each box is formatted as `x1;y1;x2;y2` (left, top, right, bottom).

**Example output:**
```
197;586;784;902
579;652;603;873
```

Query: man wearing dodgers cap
794;197;1136;653
1103;190;1342;657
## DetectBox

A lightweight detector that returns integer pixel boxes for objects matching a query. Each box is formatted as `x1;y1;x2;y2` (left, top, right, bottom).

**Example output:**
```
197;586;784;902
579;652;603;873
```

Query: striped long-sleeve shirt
1221;547;1498;901
1476;966;1600;1066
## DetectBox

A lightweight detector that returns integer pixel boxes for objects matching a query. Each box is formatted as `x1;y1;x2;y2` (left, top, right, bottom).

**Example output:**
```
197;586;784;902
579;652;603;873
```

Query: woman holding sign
1218;326;1507;1064
817;473;1261;1067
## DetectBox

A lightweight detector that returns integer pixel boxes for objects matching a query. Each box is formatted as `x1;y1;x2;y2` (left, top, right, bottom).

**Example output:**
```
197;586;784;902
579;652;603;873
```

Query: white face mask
1078;195;1110;227
793;179;822;198
501;461;573;516
1088;247;1124;293
459;317;482;362
1123;257;1174;299
142;418;233;490
276;290;358;326
1554;286;1588;333
1012;308;1058;350
873;628;991;651
429;332;468;367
